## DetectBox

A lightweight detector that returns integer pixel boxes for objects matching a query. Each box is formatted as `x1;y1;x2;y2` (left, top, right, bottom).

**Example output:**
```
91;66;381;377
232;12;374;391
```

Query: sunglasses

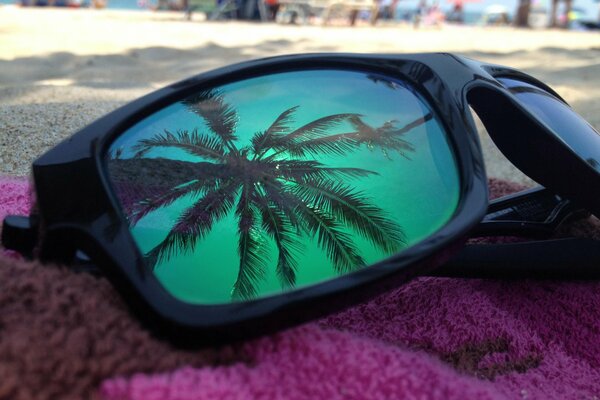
2;53;600;345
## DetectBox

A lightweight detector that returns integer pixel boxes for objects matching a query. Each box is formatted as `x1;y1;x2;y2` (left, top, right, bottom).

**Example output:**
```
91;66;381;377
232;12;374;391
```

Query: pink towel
1;176;599;400
100;277;600;400
0;176;31;223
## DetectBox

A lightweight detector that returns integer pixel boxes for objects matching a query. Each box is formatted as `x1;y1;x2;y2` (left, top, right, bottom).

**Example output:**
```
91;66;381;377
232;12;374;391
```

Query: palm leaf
372;119;421;159
296;203;365;273
291;179;405;253
108;158;223;220
281;131;363;158
347;115;430;159
252;188;301;287
144;179;240;269
232;184;268;300
251;106;299;157
183;90;239;149
266;113;360;157
128;177;223;226
260;179;304;233
393;113;433;135
132;128;226;161
271;160;377;183
108;158;211;188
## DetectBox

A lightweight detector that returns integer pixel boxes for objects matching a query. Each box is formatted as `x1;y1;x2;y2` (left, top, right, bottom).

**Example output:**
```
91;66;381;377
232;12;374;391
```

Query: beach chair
276;0;375;25
204;0;269;20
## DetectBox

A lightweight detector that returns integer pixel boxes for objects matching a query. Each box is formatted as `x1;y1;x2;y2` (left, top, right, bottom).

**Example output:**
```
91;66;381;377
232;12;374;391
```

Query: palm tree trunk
550;0;558;27
514;0;531;27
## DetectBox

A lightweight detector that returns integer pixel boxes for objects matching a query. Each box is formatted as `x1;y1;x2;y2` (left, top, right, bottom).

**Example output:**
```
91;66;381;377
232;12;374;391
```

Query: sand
1;6;600;185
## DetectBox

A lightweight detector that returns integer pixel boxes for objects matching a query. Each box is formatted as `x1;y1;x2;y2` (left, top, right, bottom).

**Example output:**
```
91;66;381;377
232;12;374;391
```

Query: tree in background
514;0;531;26
550;0;573;27
515;0;575;28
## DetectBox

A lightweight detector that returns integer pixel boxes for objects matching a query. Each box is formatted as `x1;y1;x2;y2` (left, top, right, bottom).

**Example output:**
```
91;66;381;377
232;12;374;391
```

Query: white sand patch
0;7;599;182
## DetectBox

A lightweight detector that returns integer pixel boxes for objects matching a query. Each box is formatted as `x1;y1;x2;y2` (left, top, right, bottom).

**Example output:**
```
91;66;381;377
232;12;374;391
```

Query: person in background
414;0;427;27
447;0;464;23
373;0;398;22
264;0;279;20
425;0;444;26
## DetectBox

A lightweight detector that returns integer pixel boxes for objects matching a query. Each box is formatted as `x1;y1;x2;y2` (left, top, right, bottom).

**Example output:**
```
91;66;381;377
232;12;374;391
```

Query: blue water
100;0;143;8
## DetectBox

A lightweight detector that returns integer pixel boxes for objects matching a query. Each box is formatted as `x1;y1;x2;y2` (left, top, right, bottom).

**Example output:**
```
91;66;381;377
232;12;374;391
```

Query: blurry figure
481;4;510;25
447;0;463;22
447;0;481;24
239;0;262;19
424;0;444;26
413;0;426;27
349;8;360;25
550;0;573;28
154;0;168;9
319;0;377;26
265;0;279;19
371;0;397;23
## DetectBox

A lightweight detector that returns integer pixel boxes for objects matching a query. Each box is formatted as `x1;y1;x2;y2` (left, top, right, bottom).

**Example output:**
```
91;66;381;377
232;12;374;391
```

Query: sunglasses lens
106;70;460;304
497;77;600;170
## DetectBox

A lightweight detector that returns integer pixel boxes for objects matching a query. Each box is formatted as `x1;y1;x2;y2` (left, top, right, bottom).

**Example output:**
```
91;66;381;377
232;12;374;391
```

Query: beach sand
1;6;599;185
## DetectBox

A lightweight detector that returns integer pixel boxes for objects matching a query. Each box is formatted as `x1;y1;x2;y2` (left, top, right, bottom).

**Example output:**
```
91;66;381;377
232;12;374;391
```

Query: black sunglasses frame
4;53;599;345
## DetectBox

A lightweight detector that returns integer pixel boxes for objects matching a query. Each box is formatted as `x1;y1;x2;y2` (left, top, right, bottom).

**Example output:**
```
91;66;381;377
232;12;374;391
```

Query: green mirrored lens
106;70;460;304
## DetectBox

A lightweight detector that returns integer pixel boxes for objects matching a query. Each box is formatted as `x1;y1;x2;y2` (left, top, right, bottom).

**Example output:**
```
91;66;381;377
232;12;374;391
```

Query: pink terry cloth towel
1;176;600;400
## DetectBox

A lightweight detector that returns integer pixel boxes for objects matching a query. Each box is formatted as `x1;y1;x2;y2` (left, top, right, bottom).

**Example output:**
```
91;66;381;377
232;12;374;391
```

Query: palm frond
260;180;304;233
108;158;223;220
380;113;433;157
231;184;268;300
128;179;205;225
296;204;365;273
393;113;433;135
183;90;239;149
373;120;417;159
281;131;363;158
347;115;431;159
108;158;210;187
267;113;360;155
132;128;226;161
271;160;377;183
144;179;240;269
251;106;299;157
291;179;405;253
252;188;301;288
128;175;225;226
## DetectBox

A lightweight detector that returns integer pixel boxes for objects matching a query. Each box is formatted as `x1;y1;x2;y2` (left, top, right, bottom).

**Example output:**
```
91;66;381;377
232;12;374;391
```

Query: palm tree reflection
110;90;432;300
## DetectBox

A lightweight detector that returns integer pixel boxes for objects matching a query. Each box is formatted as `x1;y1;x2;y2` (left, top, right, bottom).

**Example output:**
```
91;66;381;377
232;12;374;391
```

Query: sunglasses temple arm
430;237;600;279
430;185;600;279
473;185;589;239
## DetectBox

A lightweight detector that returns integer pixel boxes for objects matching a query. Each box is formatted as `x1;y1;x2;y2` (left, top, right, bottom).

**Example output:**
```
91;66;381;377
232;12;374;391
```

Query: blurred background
0;0;599;185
